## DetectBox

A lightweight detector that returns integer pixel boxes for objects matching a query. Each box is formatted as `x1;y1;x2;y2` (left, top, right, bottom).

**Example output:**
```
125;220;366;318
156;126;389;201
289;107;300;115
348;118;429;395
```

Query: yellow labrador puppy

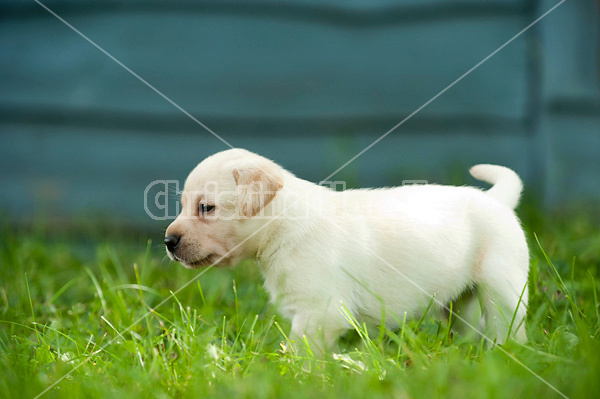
165;149;528;350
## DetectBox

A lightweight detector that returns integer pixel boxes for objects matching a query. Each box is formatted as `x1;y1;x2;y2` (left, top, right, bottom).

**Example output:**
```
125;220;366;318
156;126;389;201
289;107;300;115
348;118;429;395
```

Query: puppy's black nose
164;234;181;252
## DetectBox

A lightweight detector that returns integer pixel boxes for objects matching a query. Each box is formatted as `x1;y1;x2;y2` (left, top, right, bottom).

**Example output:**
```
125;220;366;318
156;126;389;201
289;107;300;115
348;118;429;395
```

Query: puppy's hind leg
477;243;529;345
450;289;485;341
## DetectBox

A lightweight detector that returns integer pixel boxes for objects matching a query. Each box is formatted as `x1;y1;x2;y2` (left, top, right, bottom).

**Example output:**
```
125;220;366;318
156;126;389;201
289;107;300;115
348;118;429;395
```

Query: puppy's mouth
175;254;218;269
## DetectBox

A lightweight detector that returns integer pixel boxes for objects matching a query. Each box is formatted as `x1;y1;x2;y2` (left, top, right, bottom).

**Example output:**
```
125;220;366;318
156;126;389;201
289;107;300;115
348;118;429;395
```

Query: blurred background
0;0;598;231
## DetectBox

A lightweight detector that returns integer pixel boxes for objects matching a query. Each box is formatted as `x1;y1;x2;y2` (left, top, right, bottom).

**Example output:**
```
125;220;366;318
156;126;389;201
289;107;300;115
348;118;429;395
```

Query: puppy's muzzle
164;234;181;253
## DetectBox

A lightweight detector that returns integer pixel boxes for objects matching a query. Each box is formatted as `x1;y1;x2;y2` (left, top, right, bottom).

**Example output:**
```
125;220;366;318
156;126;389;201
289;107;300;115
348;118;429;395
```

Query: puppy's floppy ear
232;167;283;217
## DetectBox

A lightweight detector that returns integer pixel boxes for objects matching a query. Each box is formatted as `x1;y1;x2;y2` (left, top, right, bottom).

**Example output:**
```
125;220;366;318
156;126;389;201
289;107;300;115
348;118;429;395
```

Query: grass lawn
1;204;599;399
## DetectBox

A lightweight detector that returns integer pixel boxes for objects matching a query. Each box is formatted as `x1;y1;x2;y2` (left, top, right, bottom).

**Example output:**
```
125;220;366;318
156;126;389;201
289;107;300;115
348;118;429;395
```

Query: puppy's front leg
289;312;346;355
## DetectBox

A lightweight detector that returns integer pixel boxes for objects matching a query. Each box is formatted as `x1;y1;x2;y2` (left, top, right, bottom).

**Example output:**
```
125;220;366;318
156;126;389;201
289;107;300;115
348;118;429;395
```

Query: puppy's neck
254;179;332;269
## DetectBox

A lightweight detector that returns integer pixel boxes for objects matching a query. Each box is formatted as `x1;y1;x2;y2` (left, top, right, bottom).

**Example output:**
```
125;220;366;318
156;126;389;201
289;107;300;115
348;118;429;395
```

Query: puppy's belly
355;262;475;328
346;225;480;327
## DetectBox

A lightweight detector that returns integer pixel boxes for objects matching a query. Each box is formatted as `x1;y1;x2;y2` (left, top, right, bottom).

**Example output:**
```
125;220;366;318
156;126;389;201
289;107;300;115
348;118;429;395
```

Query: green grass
1;205;599;399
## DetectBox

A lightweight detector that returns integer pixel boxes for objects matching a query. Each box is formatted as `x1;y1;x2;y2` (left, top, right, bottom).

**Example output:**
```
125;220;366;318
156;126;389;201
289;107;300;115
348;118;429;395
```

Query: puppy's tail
470;164;523;209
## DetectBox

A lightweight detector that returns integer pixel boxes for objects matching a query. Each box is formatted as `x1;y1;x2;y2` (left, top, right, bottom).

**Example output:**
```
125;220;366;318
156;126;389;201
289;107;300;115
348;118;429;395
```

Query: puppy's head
165;149;284;269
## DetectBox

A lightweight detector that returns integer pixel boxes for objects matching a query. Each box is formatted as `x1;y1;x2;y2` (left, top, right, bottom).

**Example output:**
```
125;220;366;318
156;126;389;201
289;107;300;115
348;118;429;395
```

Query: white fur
166;149;529;350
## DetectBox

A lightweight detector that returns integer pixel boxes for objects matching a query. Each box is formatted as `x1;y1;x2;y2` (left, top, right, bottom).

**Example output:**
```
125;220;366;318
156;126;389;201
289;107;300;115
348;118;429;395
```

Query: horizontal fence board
0;121;532;226
0;9;529;120
2;0;528;19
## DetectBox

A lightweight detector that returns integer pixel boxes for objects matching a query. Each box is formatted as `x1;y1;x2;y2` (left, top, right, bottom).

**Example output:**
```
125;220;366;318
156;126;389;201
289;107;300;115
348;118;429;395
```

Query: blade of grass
506;282;528;342
535;233;586;322
85;267;107;315
49;276;79;304
25;273;41;345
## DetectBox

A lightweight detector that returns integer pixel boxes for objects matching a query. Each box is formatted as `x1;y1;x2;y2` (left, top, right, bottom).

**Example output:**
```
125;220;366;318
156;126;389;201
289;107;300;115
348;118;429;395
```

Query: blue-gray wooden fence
1;0;598;227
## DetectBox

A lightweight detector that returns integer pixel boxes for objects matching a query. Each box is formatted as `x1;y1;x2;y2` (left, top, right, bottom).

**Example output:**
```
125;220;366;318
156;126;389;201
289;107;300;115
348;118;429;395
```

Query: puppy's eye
199;204;215;214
